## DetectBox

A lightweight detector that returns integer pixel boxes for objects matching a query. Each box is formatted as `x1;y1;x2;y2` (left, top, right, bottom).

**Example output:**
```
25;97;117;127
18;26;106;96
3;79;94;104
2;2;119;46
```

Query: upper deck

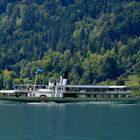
14;84;131;94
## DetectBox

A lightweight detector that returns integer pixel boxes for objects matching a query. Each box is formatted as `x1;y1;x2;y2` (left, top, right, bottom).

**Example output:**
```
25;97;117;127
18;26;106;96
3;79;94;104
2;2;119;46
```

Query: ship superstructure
13;71;131;99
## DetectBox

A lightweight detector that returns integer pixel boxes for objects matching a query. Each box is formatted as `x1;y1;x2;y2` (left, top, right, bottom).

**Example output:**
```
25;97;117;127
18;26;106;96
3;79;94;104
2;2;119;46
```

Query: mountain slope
0;0;140;89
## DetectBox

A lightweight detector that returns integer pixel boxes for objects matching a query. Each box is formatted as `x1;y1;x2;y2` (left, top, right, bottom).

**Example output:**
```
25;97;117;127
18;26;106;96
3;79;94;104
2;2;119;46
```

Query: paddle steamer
0;72;138;103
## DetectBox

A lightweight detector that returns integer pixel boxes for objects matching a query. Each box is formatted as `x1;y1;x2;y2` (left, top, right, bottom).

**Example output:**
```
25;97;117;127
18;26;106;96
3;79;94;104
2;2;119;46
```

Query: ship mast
33;71;38;92
33;68;42;95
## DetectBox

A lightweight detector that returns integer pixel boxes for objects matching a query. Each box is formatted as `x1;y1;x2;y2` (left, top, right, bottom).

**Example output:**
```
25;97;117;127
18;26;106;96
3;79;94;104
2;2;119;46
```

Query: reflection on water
0;101;140;140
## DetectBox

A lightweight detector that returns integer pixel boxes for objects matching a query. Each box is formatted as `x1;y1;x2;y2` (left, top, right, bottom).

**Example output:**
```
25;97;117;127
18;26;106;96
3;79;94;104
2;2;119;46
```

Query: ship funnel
62;71;68;85
63;71;68;79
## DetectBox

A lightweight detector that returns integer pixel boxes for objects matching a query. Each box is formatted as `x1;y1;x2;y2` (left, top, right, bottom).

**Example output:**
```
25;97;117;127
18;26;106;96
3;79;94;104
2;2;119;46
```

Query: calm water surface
0;102;140;140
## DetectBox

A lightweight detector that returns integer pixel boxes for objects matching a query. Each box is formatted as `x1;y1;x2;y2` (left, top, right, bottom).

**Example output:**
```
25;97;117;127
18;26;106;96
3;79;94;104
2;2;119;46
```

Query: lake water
0;102;140;140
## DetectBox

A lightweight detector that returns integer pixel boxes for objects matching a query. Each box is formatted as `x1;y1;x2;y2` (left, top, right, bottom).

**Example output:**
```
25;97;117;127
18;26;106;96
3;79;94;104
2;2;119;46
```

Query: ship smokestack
62;71;68;85
63;71;68;79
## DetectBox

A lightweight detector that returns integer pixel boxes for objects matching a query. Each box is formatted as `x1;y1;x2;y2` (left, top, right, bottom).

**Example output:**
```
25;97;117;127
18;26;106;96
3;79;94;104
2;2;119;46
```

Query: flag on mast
35;68;43;74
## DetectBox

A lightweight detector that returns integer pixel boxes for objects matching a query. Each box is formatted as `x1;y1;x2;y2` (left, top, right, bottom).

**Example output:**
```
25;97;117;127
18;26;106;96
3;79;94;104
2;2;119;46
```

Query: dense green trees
0;0;140;89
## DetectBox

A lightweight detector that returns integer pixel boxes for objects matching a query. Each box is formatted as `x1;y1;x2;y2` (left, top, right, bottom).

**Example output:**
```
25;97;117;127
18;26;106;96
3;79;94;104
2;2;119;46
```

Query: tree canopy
0;0;140;89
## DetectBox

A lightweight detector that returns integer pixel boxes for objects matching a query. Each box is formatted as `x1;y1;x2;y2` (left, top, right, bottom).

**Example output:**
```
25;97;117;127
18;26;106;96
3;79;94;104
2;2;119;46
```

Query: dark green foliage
0;73;3;90
0;0;140;88
116;79;125;86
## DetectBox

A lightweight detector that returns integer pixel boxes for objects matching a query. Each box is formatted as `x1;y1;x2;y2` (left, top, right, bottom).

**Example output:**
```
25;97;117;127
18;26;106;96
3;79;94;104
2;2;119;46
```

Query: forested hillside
0;0;140;89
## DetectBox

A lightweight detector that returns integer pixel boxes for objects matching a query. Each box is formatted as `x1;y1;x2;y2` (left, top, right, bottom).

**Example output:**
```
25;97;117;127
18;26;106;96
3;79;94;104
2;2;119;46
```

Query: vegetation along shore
0;0;140;94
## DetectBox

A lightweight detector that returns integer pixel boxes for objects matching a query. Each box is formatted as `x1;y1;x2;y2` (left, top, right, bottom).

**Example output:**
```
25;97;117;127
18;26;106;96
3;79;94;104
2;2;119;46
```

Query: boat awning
63;85;127;89
0;90;15;94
